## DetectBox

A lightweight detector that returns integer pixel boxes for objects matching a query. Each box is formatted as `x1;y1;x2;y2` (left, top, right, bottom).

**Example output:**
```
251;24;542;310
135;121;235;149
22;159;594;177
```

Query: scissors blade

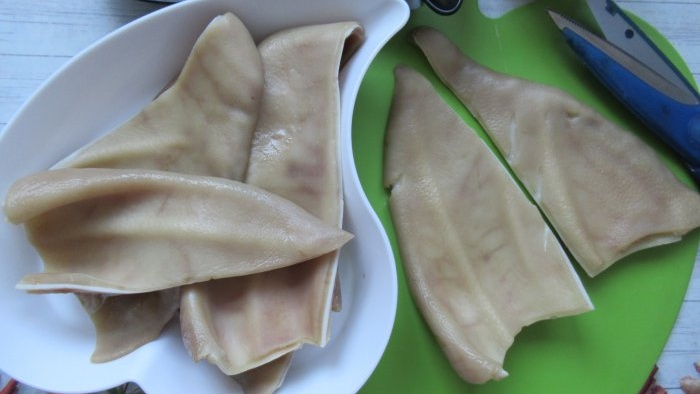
585;0;697;99
548;10;698;105
548;9;700;183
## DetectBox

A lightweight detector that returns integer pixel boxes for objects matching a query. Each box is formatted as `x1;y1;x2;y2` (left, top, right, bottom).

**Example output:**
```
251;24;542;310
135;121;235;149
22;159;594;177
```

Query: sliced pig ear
5;167;352;294
42;12;265;363
77;289;180;363
412;26;700;277
56;12;264;181
385;65;591;384
180;21;363;379
233;354;294;394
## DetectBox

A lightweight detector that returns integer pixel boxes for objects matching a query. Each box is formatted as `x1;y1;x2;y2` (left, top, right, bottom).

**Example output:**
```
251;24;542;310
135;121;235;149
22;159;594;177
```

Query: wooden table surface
0;1;698;393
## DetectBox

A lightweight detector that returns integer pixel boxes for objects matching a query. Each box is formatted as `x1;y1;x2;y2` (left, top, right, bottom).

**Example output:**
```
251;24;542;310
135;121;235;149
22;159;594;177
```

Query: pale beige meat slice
5;168;352;294
233;354;293;394
384;66;592;384
412;26;700;277
75;290;179;363
181;274;306;374
76;289;180;363
180;21;364;381
45;12;265;363
55;12;263;181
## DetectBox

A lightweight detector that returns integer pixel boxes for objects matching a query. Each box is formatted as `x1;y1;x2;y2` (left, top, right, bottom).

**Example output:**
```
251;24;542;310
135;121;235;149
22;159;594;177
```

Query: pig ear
77;289;180;363
6;167;352;294
384;64;591;384
412;26;700;277
181;21;363;381
233;353;294;394
36;12;265;364
55;12;264;181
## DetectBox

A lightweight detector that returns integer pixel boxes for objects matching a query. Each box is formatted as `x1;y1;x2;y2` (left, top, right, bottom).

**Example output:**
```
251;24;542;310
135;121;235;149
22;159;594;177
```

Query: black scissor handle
423;0;462;15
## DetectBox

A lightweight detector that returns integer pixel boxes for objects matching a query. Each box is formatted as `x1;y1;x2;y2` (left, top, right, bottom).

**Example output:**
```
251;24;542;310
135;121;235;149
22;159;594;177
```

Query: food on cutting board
3;11;360;393
412;26;700;277
384;65;592;384
5;167;351;294
180;21;363;387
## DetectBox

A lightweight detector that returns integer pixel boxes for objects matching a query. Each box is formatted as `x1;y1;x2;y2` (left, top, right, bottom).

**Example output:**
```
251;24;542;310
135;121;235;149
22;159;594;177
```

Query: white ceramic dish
0;0;408;392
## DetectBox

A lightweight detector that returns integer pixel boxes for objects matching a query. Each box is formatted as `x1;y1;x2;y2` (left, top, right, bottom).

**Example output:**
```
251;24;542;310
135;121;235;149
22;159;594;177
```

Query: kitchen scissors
548;0;700;183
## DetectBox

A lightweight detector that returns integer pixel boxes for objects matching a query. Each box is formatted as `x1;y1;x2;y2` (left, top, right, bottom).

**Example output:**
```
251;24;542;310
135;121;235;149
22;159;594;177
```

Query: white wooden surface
0;0;698;393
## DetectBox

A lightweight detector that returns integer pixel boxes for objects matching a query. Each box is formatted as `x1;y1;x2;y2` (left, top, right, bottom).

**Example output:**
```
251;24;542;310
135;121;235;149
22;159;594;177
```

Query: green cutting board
353;0;699;392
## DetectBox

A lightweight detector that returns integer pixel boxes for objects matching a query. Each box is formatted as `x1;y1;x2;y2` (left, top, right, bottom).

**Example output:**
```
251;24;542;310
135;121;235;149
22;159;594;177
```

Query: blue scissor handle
562;27;700;184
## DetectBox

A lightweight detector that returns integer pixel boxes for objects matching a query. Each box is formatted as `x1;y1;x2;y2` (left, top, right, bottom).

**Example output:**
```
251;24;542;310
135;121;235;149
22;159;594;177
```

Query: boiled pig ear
411;26;700;277
50;11;264;363
5;167;352;294
232;354;293;394
77;289;180;363
8;11;266;363
180;21;364;380
384;65;592;384
55;12;264;181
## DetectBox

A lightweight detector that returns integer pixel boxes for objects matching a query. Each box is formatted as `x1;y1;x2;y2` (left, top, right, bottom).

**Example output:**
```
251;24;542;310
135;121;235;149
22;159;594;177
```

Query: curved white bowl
0;0;408;392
